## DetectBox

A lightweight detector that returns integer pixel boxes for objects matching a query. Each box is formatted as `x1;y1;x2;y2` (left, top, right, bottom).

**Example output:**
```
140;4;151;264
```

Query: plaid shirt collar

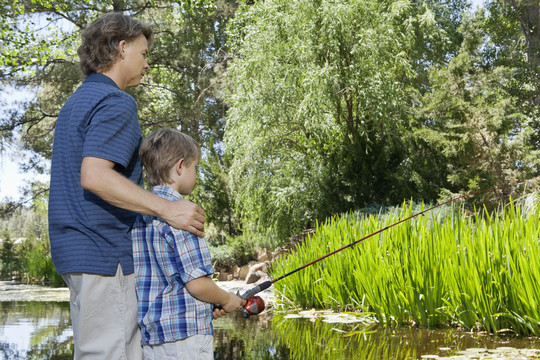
152;185;182;201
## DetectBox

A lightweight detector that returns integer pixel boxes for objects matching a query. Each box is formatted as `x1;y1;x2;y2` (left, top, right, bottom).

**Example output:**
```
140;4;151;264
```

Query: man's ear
118;40;128;59
175;158;185;176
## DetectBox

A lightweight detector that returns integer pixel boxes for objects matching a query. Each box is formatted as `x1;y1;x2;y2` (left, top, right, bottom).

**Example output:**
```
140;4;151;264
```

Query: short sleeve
82;94;141;168
172;231;214;283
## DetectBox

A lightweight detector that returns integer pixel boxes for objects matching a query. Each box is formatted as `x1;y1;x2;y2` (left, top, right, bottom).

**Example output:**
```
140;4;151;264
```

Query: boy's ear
175;158;185;175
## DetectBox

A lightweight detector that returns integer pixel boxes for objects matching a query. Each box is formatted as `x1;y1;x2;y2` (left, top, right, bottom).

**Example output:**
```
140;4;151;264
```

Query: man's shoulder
77;80;134;103
60;82;136;122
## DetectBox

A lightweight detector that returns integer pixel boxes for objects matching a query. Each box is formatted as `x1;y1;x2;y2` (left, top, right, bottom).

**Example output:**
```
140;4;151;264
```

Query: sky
0;87;49;202
0;0;487;203
0;146;49;202
472;0;484;9
0;152;29;200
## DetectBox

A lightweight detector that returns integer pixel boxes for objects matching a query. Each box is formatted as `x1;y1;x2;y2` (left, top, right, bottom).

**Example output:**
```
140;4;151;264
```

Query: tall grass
271;199;540;335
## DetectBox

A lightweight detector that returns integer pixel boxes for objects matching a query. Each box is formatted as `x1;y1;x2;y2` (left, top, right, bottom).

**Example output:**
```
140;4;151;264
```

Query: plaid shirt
132;186;214;345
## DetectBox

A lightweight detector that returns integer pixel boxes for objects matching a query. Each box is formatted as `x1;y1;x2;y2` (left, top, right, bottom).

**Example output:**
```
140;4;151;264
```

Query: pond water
0;301;72;359
2;300;540;360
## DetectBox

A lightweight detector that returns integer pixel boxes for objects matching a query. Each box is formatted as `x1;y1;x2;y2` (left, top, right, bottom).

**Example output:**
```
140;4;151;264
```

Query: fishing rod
238;186;498;316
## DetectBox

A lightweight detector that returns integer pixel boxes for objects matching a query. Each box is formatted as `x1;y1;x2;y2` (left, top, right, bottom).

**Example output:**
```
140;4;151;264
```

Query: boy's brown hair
78;12;153;75
139;128;201;187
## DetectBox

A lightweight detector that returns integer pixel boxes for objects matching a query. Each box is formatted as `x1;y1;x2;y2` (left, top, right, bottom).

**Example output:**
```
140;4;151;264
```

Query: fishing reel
238;280;272;318
215;280;271;318
241;295;265;317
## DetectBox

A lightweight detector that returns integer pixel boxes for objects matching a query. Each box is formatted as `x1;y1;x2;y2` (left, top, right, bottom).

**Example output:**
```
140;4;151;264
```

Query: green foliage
0;203;63;285
191;147;241;238
223;0;489;245
20;238;63;285
227;0;389;243
407;12;539;201
0;227;20;279
272;195;540;335
208;233;256;270
483;0;540;149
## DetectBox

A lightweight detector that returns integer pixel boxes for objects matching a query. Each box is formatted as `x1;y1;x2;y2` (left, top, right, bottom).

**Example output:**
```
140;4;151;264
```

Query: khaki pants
143;335;213;360
62;264;142;360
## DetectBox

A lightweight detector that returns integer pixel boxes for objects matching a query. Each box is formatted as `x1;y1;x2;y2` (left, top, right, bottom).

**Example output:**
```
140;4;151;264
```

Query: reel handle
239;280;272;299
236;280;272;317
214;280;272;315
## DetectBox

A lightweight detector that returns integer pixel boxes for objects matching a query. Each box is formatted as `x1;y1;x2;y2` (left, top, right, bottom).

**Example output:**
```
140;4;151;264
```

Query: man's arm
185;276;245;313
80;156;205;236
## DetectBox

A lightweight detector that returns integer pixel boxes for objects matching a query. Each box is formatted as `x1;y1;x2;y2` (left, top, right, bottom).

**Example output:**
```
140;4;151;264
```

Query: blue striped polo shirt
49;72;143;275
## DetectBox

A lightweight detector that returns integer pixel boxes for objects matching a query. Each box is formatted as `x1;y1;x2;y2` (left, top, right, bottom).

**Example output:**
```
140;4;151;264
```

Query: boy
132;128;245;360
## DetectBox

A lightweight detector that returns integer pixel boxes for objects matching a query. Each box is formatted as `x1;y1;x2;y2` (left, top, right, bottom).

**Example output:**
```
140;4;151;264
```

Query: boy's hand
212;307;227;320
221;292;246;313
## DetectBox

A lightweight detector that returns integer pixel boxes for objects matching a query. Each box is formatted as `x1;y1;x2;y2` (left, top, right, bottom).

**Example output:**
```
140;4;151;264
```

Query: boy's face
177;159;198;195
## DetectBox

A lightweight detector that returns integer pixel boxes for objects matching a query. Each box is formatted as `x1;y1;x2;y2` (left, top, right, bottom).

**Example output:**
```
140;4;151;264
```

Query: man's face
121;34;149;88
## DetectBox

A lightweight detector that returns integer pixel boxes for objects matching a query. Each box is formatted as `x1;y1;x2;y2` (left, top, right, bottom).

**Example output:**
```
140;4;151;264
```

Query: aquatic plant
271;198;540;335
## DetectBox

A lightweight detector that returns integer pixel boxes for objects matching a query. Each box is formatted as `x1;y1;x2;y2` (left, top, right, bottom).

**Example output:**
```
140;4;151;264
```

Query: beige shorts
62;264;142;360
143;335;214;360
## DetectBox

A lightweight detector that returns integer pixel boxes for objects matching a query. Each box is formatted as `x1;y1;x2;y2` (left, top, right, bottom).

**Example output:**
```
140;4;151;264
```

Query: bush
23;239;64;286
209;234;256;270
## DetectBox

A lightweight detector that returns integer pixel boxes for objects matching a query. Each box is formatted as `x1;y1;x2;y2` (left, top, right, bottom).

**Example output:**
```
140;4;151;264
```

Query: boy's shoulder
134;213;167;230
133;213;194;239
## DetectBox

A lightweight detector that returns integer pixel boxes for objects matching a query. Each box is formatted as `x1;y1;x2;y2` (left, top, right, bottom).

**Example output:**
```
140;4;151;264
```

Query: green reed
270;199;540;335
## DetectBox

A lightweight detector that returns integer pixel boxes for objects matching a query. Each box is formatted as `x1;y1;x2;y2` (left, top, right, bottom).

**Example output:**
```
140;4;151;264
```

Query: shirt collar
84;73;121;90
152;185;183;201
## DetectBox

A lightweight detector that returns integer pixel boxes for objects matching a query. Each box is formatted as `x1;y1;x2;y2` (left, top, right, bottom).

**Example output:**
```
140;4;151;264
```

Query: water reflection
1;302;539;360
0;302;72;360
214;312;540;360
214;313;290;359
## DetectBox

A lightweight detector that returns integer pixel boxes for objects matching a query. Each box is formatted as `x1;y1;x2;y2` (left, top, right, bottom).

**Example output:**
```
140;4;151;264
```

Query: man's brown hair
78;12;153;75
139;128;201;187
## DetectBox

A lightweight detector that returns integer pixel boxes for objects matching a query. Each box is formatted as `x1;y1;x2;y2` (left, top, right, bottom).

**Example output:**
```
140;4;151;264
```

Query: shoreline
0;279;275;303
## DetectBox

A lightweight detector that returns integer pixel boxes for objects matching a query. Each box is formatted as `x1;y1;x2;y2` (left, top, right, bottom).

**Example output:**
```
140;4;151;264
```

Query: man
48;12;205;359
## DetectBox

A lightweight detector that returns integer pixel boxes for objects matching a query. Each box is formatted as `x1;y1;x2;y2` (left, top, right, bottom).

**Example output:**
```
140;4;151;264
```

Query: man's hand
162;199;205;237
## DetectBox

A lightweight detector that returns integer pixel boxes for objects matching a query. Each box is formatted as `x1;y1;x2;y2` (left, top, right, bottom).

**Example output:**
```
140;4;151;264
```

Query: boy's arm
80;156;205;236
185;276;245;313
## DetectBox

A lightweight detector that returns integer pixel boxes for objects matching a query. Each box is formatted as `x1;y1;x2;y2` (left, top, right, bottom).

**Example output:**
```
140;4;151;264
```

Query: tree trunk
522;2;540;73
504;0;540;104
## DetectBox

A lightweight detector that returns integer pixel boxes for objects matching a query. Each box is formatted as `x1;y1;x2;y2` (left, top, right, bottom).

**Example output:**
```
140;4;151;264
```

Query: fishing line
237;184;516;315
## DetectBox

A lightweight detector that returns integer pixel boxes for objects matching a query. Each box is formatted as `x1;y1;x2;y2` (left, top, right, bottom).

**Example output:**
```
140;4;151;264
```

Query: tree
0;227;19;279
407;12;538;203
483;0;540;150
224;0;462;244
501;0;540;74
0;0;241;238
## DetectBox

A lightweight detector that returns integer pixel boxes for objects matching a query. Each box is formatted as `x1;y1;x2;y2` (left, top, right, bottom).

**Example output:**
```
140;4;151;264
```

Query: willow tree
224;0;459;245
